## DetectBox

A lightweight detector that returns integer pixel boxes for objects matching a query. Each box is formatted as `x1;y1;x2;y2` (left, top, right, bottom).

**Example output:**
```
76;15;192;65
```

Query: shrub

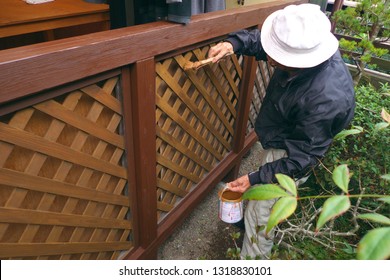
333;0;390;84
229;83;390;260
311;83;389;195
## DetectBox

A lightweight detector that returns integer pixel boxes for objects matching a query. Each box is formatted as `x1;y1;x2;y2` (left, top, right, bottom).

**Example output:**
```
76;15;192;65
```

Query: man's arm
248;98;346;185
225;29;267;61
208;29;267;62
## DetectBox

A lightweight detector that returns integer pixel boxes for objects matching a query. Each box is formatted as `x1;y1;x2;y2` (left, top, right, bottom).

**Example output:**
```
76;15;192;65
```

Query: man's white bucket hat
261;3;339;68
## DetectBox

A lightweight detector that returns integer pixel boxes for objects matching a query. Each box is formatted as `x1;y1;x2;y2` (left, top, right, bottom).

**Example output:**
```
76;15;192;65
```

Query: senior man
209;3;355;259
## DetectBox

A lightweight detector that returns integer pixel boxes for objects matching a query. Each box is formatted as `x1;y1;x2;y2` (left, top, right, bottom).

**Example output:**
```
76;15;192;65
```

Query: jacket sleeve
248;93;353;185
248;109;333;185
225;29;267;61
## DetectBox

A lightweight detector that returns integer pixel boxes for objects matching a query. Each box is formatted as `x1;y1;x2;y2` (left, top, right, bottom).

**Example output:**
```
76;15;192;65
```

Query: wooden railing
0;0;305;260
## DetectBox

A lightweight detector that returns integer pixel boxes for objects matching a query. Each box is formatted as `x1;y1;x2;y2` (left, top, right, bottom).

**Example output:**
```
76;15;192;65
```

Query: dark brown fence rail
0;0;305;260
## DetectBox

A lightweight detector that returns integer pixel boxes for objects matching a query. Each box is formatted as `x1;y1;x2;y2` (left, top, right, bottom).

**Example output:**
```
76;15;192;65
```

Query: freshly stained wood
0;0;303;260
0;168;128;206
0;242;131;258
0;208;131;229
156;127;213;171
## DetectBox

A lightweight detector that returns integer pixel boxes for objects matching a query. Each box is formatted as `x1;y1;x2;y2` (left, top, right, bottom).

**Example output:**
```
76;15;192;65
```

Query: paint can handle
219;184;229;200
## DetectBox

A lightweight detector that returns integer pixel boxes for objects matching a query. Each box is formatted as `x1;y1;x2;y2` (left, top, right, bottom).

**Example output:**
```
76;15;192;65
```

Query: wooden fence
0;0;304;260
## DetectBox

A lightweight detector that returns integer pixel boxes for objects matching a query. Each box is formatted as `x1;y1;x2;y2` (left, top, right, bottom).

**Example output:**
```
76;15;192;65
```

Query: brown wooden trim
0;14;110;38
233;56;258;153
127;58;158;258
120;66;139;251
124;246;146;260
0;0;305;105
0;242;131;258
0;168;129;206
0;123;128;179
224;55;258;181
0;207;131;229
155;35;228;62
0;69;120;117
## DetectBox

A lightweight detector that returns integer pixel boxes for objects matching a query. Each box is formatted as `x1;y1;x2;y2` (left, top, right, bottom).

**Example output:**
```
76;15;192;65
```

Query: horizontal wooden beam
0;122;128;179
0;0;305;105
0;241;131;258
0;168;129;206
0;207;131;229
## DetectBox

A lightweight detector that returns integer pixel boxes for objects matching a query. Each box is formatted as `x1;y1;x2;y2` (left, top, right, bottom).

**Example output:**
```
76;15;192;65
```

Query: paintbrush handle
193;57;214;69
198;52;234;68
185;52;234;71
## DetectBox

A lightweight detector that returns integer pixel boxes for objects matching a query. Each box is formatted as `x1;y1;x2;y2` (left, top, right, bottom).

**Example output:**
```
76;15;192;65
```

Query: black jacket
227;29;356;185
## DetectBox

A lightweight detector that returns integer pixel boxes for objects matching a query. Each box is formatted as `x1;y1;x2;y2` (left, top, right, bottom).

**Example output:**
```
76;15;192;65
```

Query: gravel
157;142;263;260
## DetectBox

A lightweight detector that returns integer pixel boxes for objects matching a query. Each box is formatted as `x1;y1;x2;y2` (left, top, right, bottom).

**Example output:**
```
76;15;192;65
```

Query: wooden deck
0;0;304;259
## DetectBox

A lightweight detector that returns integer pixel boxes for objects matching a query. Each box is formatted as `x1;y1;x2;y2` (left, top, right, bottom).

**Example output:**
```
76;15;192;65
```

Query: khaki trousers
241;148;287;259
241;147;309;259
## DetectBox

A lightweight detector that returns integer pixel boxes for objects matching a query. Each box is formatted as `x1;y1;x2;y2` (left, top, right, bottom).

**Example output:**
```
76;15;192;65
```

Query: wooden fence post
122;58;158;259
224;55;258;182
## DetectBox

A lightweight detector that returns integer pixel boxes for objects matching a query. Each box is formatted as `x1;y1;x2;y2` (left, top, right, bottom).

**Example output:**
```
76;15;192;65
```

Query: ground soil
157;143;263;260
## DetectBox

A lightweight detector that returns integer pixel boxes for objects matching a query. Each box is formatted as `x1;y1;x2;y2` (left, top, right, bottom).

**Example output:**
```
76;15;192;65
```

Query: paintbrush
183;52;233;71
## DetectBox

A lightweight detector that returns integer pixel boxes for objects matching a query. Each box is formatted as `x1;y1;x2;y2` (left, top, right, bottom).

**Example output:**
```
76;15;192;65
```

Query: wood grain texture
0;0;305;104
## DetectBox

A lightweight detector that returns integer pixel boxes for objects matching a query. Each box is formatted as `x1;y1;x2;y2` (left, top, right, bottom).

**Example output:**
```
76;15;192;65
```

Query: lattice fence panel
155;45;242;221
0;77;132;259
247;60;275;133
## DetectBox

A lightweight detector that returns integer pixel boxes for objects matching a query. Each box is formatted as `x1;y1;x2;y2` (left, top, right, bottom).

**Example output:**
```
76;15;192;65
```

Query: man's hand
208;42;234;63
227;174;251;194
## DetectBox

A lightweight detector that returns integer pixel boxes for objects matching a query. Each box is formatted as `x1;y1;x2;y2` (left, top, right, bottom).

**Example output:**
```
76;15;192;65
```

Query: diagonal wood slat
0;76;132;260
155;46;244;221
0;242;132;259
156;91;224;161
34;100;124;148
0;123;127;179
0;168;128;206
175;56;235;136
156;63;232;150
192;48;238;118
156;127;213;171
0;208;132;229
247;61;273;131
0;39;272;258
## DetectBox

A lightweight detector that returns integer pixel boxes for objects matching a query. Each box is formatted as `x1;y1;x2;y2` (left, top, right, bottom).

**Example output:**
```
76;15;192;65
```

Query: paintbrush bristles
184;57;214;71
184;52;233;71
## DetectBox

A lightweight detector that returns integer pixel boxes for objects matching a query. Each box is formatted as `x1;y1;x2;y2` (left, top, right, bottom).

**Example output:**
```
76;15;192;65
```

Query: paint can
218;187;243;223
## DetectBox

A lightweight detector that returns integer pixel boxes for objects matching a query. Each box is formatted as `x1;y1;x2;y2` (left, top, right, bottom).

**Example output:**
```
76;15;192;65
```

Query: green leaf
266;197;297;234
334;127;363;140
255;225;265;234
357;227;390;260
341;242;356;255
381;174;390;181
374;122;389;131
316;196;351;230
332;165;350;193
275;174;297;196
358;213;390;226
378;197;390;204
242;184;290;201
